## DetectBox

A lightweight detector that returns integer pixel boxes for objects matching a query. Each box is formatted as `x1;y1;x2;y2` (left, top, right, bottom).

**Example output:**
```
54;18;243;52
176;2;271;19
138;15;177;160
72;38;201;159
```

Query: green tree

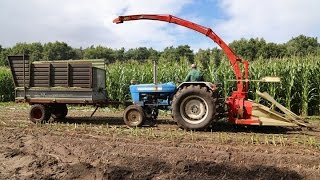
124;48;135;60
259;43;287;59
73;47;84;59
229;38;266;61
28;42;44;61
176;45;194;63
83;45;115;62
160;45;194;63
10;42;44;61
124;47;154;61
114;47;125;61
148;47;160;62
11;43;31;56
286;35;319;56
0;45;5;66
160;46;179;62
43;41;76;60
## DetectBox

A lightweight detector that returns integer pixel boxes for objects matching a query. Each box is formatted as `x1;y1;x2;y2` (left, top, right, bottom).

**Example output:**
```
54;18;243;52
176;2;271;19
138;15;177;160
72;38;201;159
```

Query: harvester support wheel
51;104;68;120
123;105;145;127
29;104;51;123
172;85;216;130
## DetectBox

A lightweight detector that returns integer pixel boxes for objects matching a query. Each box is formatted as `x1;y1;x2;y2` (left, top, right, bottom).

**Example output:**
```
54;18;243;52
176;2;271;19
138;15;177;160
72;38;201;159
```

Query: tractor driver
184;64;204;82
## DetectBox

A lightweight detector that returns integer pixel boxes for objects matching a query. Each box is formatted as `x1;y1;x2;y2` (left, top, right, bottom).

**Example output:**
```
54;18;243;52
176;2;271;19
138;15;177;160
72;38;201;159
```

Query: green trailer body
7;55;107;122
8;55;106;105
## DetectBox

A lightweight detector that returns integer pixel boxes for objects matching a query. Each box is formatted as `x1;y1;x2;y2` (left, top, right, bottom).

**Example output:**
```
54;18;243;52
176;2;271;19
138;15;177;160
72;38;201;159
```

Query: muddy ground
0;103;320;179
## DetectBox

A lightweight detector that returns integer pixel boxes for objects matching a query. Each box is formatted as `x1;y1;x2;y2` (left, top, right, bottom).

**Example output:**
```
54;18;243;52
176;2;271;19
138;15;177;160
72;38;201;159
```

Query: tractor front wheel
123;105;145;127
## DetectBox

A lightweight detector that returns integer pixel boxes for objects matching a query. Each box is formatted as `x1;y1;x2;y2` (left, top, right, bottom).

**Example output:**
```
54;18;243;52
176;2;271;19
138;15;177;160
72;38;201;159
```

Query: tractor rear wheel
123;105;145;127
172;85;216;130
29;104;51;123
51;104;68;120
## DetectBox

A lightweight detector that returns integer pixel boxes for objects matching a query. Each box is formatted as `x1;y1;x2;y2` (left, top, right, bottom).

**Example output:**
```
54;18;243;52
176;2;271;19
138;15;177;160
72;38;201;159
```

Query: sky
1;0;319;51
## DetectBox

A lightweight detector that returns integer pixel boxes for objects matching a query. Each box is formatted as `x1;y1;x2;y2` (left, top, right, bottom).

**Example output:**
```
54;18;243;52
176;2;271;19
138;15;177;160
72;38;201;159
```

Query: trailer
7;55;107;122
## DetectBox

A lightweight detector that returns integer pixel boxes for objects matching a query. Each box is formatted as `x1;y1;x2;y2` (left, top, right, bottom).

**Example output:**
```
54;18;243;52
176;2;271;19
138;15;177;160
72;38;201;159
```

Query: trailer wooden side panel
7;55;106;104
7;55;30;87
29;63;92;88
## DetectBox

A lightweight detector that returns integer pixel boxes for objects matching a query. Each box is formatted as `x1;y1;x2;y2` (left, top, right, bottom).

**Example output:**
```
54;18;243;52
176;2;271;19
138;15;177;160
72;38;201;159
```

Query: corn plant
0;67;14;102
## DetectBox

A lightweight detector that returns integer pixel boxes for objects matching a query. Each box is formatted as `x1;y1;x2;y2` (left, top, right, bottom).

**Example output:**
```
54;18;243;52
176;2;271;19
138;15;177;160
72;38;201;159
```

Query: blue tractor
123;72;217;129
124;82;176;126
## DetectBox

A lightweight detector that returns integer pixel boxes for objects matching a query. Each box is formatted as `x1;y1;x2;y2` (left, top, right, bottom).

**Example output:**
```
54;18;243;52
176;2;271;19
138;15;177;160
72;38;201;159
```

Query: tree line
0;34;319;66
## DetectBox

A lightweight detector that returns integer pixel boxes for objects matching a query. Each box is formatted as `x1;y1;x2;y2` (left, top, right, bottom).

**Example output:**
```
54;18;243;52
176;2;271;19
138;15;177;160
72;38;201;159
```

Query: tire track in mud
0;127;320;179
1;106;320;179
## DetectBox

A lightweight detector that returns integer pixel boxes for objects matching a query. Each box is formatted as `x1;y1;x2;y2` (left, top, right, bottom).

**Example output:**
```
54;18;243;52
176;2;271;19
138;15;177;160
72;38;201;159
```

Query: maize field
0;67;14;102
1;57;320;179
1;55;320;115
105;55;320;116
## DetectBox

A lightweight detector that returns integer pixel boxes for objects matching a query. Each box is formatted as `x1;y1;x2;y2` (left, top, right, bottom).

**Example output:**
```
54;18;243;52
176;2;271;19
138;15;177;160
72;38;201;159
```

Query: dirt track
0;104;320;179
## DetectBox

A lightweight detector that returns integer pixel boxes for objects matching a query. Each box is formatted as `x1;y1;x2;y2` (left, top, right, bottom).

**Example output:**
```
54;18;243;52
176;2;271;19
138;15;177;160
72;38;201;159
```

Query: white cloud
0;0;192;49
215;0;320;44
1;0;319;51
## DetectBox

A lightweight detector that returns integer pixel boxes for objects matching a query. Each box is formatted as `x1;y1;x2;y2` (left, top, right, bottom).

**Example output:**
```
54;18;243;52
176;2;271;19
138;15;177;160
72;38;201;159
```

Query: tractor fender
176;82;217;92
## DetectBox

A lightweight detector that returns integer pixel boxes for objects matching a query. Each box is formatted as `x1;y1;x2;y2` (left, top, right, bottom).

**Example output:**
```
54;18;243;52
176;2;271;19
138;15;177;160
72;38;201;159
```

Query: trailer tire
172;85;215;130
123;105;145;127
29;104;51;123
51;104;68;120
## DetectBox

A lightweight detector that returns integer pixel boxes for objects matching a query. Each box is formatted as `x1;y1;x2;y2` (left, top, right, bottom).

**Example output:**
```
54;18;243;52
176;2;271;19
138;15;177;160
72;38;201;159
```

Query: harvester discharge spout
113;17;123;24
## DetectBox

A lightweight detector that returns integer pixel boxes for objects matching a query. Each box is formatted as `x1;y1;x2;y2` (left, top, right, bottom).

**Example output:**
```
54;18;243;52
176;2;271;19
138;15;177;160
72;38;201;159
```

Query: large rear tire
172;85;216;130
51;104;68;120
29;104;51;123
123;105;145;127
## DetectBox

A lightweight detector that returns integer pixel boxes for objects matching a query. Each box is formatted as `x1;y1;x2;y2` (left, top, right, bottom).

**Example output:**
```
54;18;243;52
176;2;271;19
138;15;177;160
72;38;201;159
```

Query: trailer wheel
29;104;51;123
123;105;145;127
51;104;68;120
172;85;216;130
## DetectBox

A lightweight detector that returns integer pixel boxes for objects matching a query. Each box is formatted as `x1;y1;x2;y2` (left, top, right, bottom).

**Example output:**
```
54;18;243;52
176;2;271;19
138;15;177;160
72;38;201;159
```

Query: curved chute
113;14;245;92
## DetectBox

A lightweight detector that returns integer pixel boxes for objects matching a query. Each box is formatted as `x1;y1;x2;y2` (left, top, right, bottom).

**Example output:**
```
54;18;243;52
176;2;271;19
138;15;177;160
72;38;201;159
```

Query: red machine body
113;14;259;125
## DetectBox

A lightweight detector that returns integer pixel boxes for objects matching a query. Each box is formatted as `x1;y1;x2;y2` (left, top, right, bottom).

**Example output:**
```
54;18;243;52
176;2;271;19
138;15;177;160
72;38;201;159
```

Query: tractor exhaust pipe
153;60;157;85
